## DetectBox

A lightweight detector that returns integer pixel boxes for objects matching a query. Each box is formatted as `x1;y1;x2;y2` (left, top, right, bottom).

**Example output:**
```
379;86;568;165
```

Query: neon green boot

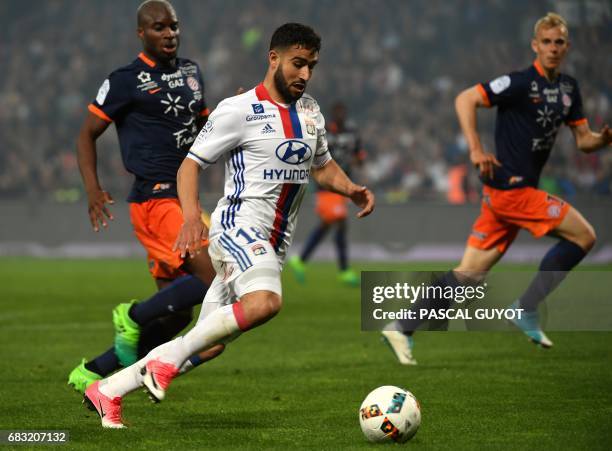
288;255;306;284
113;300;140;366
67;358;102;394
339;269;360;287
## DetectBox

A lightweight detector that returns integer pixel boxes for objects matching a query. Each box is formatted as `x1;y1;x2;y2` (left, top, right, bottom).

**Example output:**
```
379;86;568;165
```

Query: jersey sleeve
187;100;242;169
565;80;587;127
197;66;210;118
478;72;527;108
312;109;332;168
88;71;132;123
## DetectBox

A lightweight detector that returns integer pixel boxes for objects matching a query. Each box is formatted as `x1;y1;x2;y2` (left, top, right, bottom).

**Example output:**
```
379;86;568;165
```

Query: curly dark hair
269;23;321;52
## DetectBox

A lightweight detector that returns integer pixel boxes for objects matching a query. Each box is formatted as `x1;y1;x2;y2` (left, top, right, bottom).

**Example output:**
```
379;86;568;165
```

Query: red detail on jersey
567;118;587;127
138;52;156;68
269;184;291;250
533;59;546;77
88;104;112;123
255;83;294;138
148;88;161;94
199;107;210;117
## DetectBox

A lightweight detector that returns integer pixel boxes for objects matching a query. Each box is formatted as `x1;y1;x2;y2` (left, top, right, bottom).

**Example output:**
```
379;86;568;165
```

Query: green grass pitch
1;258;611;449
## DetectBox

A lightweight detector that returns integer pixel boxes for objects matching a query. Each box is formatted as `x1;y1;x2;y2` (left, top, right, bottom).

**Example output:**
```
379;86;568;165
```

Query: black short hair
269;23;321;52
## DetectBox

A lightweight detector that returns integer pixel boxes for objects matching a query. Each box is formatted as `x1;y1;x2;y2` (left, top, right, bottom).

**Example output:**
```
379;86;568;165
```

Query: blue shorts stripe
222;233;252;268
219;235;249;271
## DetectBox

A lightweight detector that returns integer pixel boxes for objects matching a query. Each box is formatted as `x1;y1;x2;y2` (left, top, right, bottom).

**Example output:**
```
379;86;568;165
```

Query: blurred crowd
1;0;610;203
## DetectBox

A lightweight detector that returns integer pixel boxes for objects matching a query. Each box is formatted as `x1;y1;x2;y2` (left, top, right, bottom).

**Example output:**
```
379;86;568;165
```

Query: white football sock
98;341;175;398
158;304;241;367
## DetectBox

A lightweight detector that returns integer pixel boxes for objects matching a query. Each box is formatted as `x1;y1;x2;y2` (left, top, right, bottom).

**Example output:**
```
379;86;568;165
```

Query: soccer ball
359;385;421;443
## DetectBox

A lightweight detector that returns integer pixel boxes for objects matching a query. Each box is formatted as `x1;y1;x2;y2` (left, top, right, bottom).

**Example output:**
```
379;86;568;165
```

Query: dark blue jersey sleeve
478;72;529;108
565;79;586;126
197;69;209;117
89;70;132;122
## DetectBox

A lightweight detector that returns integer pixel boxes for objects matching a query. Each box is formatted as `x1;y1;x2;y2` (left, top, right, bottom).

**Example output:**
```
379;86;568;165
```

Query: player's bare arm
311;159;375;218
571;122;612;153
174;157;207;258
455;86;501;180
76;111;114;232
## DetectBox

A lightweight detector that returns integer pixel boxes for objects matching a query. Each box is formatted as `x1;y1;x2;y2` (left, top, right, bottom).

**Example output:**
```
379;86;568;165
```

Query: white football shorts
197;224;282;323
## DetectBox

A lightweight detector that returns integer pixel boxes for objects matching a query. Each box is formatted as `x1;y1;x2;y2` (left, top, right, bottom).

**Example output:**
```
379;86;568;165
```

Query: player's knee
581;225;596;252
453;270;487;285
241;291;282;323
262;292;283;318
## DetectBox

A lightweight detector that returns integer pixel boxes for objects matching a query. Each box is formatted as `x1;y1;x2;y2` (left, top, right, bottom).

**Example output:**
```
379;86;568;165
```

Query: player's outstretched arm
455;86;500;179
311;160;375;218
571;122;612;153
76;112;114;232
175;158;207;258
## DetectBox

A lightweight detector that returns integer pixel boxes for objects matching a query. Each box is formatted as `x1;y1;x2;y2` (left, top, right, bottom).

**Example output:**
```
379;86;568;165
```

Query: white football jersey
187;84;332;260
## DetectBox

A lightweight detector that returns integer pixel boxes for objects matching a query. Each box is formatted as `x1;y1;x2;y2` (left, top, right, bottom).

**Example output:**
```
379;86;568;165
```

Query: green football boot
113;300;141;366
288;255;306;284
67;358;102;394
339;269;360;287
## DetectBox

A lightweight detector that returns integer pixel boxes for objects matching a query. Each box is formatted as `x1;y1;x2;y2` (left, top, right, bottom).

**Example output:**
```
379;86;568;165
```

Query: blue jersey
89;53;209;202
478;61;586;190
326;120;363;179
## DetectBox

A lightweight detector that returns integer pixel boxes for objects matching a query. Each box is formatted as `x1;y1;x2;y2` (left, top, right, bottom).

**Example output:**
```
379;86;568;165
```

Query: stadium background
1;1;611;448
0;0;610;262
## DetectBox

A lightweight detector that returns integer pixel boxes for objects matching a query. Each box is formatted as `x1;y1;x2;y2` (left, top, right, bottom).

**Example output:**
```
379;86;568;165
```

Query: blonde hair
533;12;569;38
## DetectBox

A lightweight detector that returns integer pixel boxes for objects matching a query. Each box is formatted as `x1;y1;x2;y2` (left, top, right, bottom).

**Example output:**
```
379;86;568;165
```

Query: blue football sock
129;275;208;325
85;310;194;377
519;239;586;312
138;309;193;356
334;221;348;271
300;223;329;262
398;271;459;334
85;348;119;377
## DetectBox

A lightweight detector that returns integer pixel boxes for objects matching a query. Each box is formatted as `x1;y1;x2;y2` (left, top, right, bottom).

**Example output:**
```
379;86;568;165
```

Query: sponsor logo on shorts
252;244;267;256
471;230;487;240
547;205;561;218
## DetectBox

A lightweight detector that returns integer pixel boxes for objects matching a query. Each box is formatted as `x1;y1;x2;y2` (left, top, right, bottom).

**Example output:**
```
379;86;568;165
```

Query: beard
274;66;303;103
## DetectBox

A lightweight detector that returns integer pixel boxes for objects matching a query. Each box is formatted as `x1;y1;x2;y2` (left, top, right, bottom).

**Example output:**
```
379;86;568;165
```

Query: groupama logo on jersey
275;140;312;165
